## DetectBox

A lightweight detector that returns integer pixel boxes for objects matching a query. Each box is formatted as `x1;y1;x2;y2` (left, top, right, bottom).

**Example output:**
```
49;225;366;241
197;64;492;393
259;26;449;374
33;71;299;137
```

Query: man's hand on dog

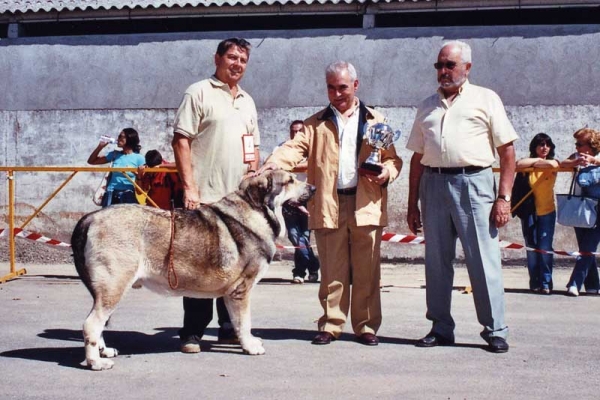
257;162;280;175
183;188;201;210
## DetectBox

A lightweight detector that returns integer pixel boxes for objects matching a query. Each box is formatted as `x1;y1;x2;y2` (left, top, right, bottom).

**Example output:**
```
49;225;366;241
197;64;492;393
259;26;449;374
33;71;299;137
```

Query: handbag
92;170;111;206
511;172;535;219
556;171;599;228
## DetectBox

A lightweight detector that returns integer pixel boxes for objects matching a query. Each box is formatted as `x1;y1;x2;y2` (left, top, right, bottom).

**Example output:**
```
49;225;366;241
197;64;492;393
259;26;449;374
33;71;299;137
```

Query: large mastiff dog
71;170;315;370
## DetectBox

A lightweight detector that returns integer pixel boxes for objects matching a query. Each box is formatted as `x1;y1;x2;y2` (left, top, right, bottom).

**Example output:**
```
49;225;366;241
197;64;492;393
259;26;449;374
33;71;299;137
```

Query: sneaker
567;286;579;297
306;274;319;283
586;289;600;294
541;288;551;295
218;325;240;345
180;335;201;353
292;276;304;284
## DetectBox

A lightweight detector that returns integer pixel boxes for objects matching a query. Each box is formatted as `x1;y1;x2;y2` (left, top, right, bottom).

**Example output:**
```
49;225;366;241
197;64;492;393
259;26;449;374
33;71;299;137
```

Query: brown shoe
311;331;335;345
357;333;379;346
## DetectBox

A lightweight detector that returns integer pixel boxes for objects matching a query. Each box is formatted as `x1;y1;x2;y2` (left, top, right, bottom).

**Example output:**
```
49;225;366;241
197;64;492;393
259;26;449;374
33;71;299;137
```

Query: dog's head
240;169;316;211
240;170;315;238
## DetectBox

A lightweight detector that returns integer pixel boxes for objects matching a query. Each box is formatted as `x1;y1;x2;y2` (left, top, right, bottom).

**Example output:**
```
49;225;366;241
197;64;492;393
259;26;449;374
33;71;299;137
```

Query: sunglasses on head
434;61;461;70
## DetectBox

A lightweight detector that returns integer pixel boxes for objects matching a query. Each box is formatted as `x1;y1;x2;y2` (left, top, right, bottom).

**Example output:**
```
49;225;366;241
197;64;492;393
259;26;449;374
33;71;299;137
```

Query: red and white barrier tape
1;227;597;256
381;231;598;257
0;228;71;247
382;232;425;245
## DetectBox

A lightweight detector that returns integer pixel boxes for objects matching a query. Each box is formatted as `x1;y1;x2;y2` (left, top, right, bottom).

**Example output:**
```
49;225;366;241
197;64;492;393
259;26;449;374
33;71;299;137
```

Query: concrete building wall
2;24;600;259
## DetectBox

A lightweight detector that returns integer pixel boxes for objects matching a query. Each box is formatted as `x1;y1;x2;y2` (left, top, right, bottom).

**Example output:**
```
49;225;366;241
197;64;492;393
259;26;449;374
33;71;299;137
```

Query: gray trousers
420;167;508;341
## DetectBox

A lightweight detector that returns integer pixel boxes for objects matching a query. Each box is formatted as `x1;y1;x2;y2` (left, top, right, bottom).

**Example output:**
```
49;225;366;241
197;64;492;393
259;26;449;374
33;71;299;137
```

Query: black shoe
311;331;335;345
218;326;240;345
487;337;509;353
416;332;455;347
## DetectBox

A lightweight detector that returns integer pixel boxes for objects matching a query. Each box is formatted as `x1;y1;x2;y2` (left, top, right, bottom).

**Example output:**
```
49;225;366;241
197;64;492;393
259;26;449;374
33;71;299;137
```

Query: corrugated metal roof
1;0;423;14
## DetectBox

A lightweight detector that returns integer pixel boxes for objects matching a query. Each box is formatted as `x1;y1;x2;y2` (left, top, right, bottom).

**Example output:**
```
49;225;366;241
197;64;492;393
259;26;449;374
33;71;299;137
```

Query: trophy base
358;163;382;176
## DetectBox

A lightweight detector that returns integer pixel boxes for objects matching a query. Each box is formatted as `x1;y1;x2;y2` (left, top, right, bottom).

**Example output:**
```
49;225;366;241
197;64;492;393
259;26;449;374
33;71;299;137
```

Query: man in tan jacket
259;61;402;346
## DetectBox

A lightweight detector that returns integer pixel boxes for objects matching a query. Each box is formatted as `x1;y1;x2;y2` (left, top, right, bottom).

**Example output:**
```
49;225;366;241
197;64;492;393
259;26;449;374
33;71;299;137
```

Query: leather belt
337;187;357;195
425;166;490;175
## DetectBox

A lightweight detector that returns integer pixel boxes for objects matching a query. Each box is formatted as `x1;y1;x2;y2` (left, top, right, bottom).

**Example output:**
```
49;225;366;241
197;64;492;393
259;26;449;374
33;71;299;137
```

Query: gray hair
441;40;472;63
325;61;358;81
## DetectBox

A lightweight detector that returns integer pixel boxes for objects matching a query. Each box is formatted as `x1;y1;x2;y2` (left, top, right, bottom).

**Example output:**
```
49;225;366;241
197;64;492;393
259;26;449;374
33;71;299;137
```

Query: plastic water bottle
99;135;116;144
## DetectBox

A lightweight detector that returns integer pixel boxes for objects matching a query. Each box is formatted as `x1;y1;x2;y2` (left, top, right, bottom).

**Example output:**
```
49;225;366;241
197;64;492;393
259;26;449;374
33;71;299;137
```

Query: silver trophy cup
359;123;402;176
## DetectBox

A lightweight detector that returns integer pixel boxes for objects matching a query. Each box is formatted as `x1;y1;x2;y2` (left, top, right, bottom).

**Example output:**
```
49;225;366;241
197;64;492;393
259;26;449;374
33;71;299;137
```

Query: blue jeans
284;212;320;278
520;211;555;290
101;189;138;207
568;226;600;291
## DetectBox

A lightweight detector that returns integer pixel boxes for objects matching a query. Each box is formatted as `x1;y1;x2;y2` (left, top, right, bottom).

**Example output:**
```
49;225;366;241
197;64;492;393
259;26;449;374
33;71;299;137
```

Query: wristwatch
497;194;511;202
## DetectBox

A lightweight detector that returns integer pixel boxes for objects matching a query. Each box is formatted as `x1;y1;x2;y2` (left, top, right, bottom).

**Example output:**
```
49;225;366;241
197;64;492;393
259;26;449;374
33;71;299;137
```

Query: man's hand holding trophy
358;122;401;184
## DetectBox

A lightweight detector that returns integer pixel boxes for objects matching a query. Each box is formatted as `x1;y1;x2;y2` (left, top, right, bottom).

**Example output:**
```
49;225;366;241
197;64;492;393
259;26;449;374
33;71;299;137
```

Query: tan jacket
267;102;402;229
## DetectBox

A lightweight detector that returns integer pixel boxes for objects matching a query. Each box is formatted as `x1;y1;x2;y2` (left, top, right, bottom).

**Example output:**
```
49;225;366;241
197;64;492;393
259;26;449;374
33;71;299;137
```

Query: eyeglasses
575;142;588;147
434;61;462;70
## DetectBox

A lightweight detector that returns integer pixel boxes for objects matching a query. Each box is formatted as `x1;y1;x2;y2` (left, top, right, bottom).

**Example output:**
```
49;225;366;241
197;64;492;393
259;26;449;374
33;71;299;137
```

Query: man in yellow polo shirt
172;38;260;354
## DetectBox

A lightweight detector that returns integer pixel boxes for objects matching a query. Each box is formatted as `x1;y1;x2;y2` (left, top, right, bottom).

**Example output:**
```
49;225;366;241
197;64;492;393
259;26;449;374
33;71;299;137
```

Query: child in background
138;150;183;210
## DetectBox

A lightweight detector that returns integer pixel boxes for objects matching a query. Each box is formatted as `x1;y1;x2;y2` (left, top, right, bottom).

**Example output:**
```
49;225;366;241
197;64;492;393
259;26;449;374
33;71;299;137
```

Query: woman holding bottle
88;128;145;207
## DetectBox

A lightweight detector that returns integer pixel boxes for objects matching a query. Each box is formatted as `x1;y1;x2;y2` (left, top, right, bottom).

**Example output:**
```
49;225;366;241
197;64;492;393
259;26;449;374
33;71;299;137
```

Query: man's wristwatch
497;194;511;202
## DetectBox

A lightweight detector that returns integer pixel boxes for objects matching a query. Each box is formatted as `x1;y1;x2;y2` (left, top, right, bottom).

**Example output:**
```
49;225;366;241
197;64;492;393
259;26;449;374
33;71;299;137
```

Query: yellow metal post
1;170;27;284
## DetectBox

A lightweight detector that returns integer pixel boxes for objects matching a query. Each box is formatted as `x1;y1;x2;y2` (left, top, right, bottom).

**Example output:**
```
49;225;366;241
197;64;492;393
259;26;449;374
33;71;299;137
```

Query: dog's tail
71;213;95;297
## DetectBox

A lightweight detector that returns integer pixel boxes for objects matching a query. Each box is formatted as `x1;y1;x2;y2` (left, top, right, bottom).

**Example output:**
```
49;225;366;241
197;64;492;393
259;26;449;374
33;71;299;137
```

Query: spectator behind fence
406;40;517;353
276;120;321;284
515;133;559;294
88;128;145;207
259;61;402;347
559;128;600;297
138;150;183;210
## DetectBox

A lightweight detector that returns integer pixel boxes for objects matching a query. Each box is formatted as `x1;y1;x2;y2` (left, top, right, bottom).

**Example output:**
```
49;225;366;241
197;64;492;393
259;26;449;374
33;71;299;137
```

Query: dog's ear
265;171;286;210
241;170;288;210
241;173;272;208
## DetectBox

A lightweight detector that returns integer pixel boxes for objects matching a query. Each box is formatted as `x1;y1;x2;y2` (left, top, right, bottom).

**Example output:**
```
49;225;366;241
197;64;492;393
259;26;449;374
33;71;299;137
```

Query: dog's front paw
88;358;115;371
100;347;119;358
241;336;265;355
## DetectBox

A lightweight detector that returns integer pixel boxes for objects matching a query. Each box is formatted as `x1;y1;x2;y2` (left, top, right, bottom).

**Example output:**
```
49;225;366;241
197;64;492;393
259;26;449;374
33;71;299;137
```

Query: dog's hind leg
223;295;265;355
83;302;117;370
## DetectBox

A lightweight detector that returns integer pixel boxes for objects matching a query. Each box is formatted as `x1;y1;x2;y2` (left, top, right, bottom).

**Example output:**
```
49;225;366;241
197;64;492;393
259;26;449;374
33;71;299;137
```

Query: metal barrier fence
0;165;176;283
1;166;576;284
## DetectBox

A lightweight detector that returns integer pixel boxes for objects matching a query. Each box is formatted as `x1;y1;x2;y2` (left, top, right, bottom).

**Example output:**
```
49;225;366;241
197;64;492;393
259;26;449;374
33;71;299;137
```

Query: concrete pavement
1;261;599;400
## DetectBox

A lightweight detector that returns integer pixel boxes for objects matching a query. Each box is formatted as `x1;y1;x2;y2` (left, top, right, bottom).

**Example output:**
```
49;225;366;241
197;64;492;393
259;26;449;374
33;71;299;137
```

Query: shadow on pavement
0;327;180;369
0;346;85;369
